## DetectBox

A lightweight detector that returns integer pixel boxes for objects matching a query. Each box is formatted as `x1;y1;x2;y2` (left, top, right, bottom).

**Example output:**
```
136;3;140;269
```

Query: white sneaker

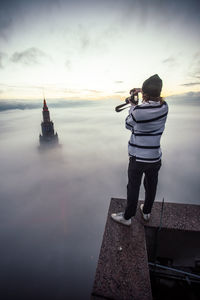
140;204;151;221
111;212;131;226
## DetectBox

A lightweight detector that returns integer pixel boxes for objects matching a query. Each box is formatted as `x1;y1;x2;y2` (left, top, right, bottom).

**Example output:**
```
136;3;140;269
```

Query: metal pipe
149;262;200;280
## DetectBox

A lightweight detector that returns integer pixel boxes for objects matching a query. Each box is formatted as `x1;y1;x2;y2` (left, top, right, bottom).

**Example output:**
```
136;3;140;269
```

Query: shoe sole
111;215;131;227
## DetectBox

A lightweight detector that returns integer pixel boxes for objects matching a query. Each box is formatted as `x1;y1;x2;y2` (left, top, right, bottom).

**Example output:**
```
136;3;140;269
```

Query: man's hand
129;97;138;105
125;97;136;105
129;88;142;95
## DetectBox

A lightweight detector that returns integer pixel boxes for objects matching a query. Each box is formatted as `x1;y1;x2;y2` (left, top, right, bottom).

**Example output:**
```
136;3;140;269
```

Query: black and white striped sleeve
125;106;136;130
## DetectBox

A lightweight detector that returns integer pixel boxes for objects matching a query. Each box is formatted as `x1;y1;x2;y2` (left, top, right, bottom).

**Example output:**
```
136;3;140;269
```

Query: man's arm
125;105;136;130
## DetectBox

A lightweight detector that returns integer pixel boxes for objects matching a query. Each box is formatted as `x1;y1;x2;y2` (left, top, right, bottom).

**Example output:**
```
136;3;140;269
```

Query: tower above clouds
39;99;58;145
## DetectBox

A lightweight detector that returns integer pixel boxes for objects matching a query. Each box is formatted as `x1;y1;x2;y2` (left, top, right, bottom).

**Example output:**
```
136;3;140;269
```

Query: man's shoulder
131;101;168;122
134;101;167;110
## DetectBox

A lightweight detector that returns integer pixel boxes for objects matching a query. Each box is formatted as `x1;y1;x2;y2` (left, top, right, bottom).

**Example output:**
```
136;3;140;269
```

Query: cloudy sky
0;0;200;100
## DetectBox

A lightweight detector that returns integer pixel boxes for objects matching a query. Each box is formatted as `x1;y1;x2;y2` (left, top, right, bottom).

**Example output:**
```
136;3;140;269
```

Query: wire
159;197;164;230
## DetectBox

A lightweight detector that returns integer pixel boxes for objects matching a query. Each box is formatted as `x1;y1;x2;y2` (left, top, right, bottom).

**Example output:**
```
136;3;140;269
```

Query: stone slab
92;198;152;300
136;200;200;232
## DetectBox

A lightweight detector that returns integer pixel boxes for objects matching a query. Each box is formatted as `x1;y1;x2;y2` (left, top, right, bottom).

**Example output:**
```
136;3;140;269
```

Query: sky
0;0;200;100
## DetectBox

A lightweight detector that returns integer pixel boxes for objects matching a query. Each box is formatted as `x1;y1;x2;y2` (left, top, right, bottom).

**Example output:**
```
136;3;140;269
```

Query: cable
152;197;165;269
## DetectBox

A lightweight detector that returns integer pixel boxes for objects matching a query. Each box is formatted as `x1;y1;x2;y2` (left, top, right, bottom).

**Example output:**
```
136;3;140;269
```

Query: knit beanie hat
142;74;162;97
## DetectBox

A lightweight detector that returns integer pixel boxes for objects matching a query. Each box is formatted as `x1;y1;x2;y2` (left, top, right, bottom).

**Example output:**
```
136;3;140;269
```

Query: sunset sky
0;0;200;100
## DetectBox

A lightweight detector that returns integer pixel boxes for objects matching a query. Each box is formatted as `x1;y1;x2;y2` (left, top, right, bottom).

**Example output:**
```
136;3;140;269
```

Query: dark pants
124;156;161;220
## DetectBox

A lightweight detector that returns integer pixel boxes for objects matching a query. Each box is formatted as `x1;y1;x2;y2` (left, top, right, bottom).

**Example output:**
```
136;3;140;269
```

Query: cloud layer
11;47;49;65
0;99;200;298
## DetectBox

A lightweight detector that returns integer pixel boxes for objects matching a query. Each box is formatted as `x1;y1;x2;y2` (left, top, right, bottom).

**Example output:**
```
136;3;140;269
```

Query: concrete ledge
92;198;152;300
92;198;200;300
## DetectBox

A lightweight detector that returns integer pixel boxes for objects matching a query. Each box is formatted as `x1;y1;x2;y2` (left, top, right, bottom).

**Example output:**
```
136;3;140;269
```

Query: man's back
126;100;168;162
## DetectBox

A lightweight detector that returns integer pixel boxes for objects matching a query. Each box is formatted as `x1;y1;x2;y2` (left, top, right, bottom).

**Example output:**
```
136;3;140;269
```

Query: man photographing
111;74;168;226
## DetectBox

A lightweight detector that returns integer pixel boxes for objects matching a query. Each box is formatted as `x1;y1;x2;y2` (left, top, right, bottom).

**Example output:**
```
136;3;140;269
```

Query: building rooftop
92;198;200;300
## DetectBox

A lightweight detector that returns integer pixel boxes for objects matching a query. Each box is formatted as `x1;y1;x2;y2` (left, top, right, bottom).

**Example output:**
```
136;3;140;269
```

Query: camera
127;88;141;105
115;88;141;112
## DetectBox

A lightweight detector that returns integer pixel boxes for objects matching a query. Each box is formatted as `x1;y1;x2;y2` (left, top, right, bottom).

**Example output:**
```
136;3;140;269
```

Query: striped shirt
125;100;168;162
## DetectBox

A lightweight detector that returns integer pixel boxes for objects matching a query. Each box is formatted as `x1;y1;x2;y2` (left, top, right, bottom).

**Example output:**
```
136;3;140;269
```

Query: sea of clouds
0;97;200;299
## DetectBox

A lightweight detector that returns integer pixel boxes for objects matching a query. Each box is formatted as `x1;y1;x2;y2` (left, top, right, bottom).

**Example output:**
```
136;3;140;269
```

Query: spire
39;97;59;146
43;99;48;111
42;98;50;122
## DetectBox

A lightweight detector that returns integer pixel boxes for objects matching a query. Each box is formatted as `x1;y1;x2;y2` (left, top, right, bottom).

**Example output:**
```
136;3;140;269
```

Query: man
111;74;168;226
